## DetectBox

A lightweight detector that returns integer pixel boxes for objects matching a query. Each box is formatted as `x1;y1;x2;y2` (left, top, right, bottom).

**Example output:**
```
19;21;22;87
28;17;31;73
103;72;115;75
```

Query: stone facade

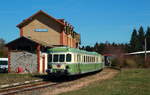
10;51;37;73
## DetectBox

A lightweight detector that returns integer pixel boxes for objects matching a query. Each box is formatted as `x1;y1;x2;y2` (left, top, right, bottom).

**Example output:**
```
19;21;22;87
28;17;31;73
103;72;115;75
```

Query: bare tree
0;38;8;57
0;38;5;50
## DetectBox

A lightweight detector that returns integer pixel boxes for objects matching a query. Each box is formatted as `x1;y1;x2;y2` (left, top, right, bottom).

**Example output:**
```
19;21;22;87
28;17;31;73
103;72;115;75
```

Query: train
46;47;105;76
0;58;8;73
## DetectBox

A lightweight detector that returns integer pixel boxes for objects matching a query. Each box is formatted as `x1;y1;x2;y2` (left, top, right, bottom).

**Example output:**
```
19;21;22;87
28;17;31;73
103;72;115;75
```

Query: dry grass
0;73;45;85
60;68;150;95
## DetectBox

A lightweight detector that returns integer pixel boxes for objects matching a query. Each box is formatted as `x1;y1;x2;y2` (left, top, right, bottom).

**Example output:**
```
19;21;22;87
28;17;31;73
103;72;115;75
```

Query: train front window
48;54;52;62
66;54;72;62
53;54;59;62
59;54;65;62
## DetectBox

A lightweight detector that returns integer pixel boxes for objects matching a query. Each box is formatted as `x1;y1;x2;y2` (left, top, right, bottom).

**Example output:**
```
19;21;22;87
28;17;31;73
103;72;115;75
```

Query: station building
6;10;80;73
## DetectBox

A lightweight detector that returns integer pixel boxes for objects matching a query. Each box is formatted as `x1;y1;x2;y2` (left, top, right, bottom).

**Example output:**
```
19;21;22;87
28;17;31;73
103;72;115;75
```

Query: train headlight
57;64;61;68
66;65;69;69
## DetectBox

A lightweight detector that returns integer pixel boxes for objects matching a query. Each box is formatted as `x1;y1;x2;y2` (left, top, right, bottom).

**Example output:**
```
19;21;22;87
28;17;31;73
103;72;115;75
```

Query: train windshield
48;54;72;62
53;54;65;62
48;54;52;62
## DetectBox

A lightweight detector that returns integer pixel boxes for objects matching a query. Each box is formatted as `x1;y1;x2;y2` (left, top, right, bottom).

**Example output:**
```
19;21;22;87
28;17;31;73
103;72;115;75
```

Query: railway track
0;68;119;95
0;81;59;95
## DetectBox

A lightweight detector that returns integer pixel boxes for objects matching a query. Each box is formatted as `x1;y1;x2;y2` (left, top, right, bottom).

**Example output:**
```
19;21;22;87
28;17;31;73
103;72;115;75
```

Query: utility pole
145;38;147;63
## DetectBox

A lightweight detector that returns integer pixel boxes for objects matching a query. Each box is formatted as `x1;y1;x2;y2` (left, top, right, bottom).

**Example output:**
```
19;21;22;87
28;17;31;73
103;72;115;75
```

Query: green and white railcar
46;47;104;76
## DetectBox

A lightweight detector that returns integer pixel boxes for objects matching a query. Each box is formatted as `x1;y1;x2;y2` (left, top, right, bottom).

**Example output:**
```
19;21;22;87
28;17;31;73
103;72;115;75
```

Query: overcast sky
0;0;150;46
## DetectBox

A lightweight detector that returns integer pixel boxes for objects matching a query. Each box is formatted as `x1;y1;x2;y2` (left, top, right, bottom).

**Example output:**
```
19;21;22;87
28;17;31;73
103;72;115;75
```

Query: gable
17;10;65;31
23;13;64;33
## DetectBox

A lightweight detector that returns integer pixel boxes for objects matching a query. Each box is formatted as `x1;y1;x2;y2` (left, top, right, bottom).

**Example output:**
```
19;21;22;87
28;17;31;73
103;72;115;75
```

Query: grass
60;69;150;95
0;73;46;85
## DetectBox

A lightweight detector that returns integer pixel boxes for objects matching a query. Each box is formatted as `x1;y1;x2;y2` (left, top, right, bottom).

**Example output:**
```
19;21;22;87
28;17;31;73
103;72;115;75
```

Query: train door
77;54;81;74
104;56;111;66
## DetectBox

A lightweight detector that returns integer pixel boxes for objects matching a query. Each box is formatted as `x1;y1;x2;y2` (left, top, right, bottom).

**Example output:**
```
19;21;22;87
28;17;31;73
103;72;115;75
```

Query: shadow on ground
33;70;102;83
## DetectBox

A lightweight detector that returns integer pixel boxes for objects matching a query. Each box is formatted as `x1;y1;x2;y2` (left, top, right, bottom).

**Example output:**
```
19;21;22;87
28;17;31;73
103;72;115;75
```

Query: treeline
130;26;150;52
80;26;150;68
0;26;149;57
81;26;150;54
0;38;8;57
80;42;129;55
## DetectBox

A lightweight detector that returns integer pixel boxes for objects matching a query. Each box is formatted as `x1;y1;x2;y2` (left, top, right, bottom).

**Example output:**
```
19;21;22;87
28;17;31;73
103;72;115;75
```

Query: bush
123;56;150;68
109;55;150;68
111;58;119;67
124;59;138;68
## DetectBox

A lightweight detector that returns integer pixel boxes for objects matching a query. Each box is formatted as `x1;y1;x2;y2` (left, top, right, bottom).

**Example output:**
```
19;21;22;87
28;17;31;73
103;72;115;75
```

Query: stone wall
10;51;37;73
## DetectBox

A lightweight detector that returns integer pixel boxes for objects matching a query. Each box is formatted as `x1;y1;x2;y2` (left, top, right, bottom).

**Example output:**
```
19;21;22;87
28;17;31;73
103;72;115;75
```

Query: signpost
145;38;147;63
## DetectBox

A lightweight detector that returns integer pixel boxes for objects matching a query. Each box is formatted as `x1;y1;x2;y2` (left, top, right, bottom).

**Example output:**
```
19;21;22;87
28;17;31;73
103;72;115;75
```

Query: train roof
0;58;8;61
47;47;100;56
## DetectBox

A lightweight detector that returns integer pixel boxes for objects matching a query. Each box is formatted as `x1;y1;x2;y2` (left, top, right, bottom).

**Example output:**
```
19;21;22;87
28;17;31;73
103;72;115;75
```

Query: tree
0;38;5;50
138;26;145;51
80;46;85;50
94;42;99;52
0;38;7;57
146;27;150;50
85;45;93;52
130;28;138;52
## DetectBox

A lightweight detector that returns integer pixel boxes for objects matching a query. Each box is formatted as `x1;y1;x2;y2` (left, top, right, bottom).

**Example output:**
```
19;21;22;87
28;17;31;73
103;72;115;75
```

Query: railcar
46;47;104;76
0;58;8;73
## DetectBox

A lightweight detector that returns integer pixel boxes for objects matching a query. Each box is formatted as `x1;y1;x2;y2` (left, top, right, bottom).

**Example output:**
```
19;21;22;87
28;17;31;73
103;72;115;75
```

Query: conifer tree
146;27;150;50
0;38;5;49
94;42;99;52
130;28;138;52
138;26;145;51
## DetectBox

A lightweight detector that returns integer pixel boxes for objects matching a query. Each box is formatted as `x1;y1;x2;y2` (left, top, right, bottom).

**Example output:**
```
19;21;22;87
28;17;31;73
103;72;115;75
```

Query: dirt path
45;68;119;95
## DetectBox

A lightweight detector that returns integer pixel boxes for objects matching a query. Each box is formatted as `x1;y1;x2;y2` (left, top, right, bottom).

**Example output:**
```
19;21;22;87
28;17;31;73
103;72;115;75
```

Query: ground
3;68;150;95
0;73;45;85
16;68;118;95
60;68;150;95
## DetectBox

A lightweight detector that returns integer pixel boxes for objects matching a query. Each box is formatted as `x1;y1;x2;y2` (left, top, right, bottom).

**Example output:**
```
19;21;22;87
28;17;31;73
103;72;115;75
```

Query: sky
0;0;150;46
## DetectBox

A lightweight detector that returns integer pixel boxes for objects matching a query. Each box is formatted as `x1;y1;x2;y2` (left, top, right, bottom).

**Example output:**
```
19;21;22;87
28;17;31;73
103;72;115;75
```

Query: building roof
47;47;101;56
103;54;114;56
6;36;53;48
17;10;65;28
16;10;81;43
125;51;150;55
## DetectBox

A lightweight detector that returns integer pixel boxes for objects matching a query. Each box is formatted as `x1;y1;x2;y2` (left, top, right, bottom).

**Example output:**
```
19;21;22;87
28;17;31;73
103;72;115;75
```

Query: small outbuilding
6;36;52;73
